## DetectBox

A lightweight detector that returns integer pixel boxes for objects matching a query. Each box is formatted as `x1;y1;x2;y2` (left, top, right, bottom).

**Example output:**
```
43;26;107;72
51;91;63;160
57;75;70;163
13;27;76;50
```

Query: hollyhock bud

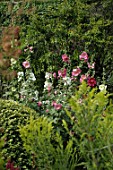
22;61;30;68
79;51;88;62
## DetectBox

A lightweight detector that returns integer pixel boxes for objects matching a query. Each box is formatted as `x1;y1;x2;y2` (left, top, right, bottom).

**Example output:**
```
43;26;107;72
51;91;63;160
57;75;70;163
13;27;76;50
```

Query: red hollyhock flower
87;77;96;87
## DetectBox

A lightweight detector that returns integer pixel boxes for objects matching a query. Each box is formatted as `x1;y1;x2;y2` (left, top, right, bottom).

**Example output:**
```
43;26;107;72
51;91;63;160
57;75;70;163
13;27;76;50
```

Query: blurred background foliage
0;0;113;93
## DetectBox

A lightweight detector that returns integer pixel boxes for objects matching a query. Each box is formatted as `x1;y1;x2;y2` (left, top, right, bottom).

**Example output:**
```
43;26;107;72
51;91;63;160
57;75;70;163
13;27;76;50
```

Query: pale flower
63;76;71;85
44;81;52;90
99;84;107;92
28;72;36;81
17;72;24;82
22;61;30;68
45;72;52;79
11;58;17;66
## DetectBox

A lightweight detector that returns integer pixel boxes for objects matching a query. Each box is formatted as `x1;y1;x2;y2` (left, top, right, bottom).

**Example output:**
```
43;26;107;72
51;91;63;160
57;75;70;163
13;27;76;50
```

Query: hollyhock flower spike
87;77;96;87
22;61;30;68
62;54;69;63
79;51;88;62
72;67;81;76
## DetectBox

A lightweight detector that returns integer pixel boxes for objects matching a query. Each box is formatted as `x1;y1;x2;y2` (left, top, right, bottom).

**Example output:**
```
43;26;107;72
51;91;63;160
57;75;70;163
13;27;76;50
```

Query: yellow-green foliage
0;99;37;169
0;137;5;170
64;82;113;170
19;116;77;170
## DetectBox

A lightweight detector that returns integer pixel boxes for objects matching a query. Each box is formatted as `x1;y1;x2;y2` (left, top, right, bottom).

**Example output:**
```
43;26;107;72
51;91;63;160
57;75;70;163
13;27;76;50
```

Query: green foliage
64;82;113;169
19;115;77;170
0;99;38;169
0;0;113;91
0;137;5;170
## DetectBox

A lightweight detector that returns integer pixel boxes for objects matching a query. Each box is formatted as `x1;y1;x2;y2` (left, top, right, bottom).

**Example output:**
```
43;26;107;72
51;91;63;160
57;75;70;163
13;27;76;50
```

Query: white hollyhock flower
17;72;24;81
45;72;52;80
11;58;17;66
44;81;52;89
28;72;36;81
63;76;71;85
99;84;107;92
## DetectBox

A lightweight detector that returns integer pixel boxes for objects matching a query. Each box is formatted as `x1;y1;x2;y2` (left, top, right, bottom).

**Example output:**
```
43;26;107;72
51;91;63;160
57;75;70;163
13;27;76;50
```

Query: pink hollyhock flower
54;103;62;110
37;101;42;107
58;68;67;78
52;101;57;106
24;49;27;52
62;54;69;62
79;51;88;62
87;62;95;69
72;68;81;76
47;86;51;93
22;61;30;68
53;72;57;78
29;46;33;53
29;46;33;50
80;74;87;83
87;77;96;87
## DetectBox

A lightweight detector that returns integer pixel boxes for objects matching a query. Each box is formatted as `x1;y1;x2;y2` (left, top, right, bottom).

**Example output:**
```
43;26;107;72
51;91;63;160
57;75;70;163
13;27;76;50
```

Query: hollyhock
99;84;107;91
63;76;71;85
52;101;57;106
29;46;33;53
87;77;96;87
80;74;87;83
72;68;81;76
22;61;30;68
47;86;51;92
54;103;62;110
37;101;42;107
58;68;67;78
79;51;88;62
87;62;95;69
44;81;52;90
62;54;69;62
53;72;57;78
45;72;52;79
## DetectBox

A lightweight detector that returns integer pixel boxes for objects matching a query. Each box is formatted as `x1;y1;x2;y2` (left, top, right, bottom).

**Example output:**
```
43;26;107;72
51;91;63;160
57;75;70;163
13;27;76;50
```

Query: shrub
64;82;113;170
0;137;5;170
0;99;37;169
19;115;77;170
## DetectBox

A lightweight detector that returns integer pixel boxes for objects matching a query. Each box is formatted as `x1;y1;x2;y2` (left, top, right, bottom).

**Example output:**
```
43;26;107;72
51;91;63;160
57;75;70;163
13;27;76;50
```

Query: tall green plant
19;116;77;170
63;82;113;169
